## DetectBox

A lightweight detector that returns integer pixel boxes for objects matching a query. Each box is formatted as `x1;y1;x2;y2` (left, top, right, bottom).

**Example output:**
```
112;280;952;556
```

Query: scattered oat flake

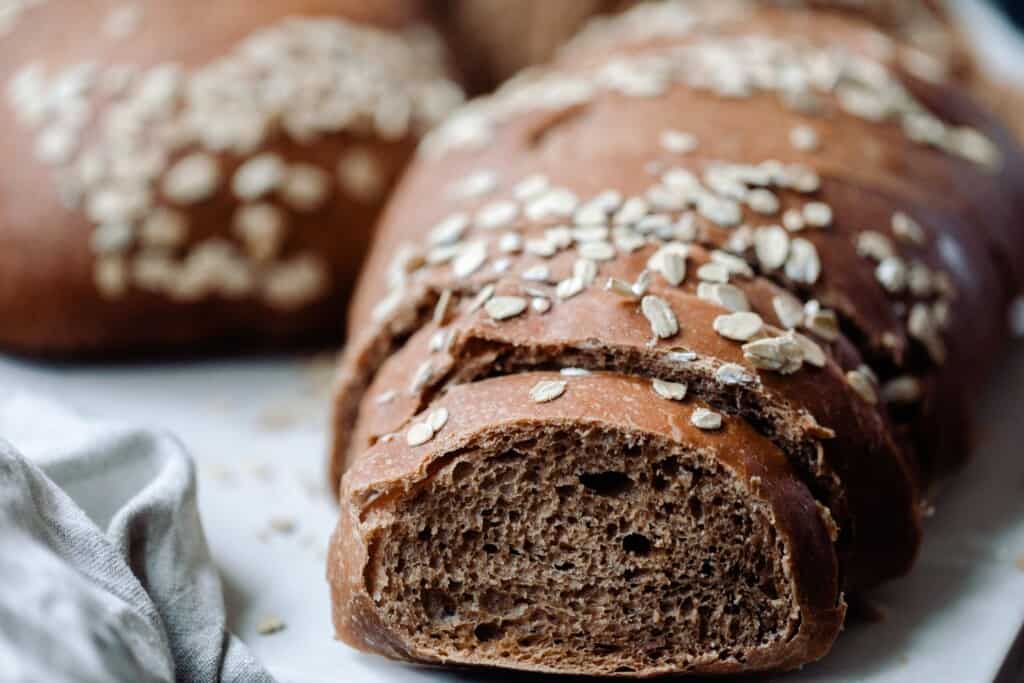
269;517;296;534
257;615;286;635
258;405;302;431
529;380;567;403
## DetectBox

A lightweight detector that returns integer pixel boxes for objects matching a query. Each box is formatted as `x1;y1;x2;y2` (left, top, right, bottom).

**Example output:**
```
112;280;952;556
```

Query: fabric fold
0;394;274;683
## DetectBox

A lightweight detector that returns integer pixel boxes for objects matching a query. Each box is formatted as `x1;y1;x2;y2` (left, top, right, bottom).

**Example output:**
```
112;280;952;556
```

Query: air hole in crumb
483;543;498;554
579;471;632;496
622;533;652;555
422;589;455;621
474;622;501;642
451;461;473;483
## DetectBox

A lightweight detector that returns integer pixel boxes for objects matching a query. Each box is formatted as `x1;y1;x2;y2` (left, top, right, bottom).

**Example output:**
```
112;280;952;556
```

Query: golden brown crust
0;0;462;356
330;372;846;675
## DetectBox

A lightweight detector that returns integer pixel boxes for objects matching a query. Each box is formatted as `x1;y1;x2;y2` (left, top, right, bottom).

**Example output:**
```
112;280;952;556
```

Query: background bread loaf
0;0;463;355
329;0;1024;675
438;0;970;91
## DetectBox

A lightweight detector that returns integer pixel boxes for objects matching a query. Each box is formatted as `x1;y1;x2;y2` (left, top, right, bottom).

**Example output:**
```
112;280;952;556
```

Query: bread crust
329;2;1024;673
331;372;846;676
0;0;462;356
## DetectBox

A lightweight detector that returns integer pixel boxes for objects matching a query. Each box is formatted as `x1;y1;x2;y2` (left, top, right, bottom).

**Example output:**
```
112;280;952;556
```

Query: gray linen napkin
0;394;275;683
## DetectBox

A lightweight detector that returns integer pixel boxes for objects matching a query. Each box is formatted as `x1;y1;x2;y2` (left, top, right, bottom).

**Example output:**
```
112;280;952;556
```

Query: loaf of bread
439;0;969;91
0;0;462;355
328;0;1024;675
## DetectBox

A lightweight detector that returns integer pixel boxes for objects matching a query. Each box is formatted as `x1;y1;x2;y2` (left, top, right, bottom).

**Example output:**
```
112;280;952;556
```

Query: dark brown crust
0;0;455;357
330;371;846;676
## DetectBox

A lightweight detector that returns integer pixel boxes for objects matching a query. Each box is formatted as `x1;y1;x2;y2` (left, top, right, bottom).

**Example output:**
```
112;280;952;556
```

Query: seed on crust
876;256;908;294
163;153;221;204
696;262;729;284
233;154;285;200
790;125;820;151
697;283;749;313
691;408;723;430
785;238;821;284
754;225;790;271
641;295;679;339
802;202;833;228
846;369;878;405
660;129;698;154
742;333;804;374
856;230;896;261
652;378;688;401
881;376;923;404
892;211;926;245
406;421;435;447
427;408;449;433
803;300;840;341
452;241;488;278
716;363;754;385
485;295;527;321
772;293;804;329
649;246;687;286
792;331;827;368
908;303;947;364
468;284;496;313
713;312;764;342
529;379;567;403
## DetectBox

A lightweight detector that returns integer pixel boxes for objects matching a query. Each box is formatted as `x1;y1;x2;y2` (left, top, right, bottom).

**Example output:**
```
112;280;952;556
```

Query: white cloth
0;394;274;683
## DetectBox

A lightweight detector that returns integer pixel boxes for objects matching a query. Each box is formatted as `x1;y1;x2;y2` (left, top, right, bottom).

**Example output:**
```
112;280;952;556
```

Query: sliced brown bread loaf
329;1;1024;675
332;371;845;675
0;0;463;355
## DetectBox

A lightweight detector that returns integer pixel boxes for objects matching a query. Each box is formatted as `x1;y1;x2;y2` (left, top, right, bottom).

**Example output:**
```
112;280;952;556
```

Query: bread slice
331;372;845;676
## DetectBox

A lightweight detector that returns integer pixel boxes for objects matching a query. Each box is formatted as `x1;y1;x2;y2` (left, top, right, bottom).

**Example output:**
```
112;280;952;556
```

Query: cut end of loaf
338;404;842;676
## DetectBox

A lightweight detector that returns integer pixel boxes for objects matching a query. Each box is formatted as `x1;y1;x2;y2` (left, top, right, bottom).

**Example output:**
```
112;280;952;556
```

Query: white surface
0;346;1022;683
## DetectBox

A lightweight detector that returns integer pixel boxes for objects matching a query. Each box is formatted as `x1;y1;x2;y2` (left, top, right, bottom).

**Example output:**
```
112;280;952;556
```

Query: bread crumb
258;404;303;431
257;615;285;635
269;517;296;534
242;460;274;482
1015;554;1024;572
